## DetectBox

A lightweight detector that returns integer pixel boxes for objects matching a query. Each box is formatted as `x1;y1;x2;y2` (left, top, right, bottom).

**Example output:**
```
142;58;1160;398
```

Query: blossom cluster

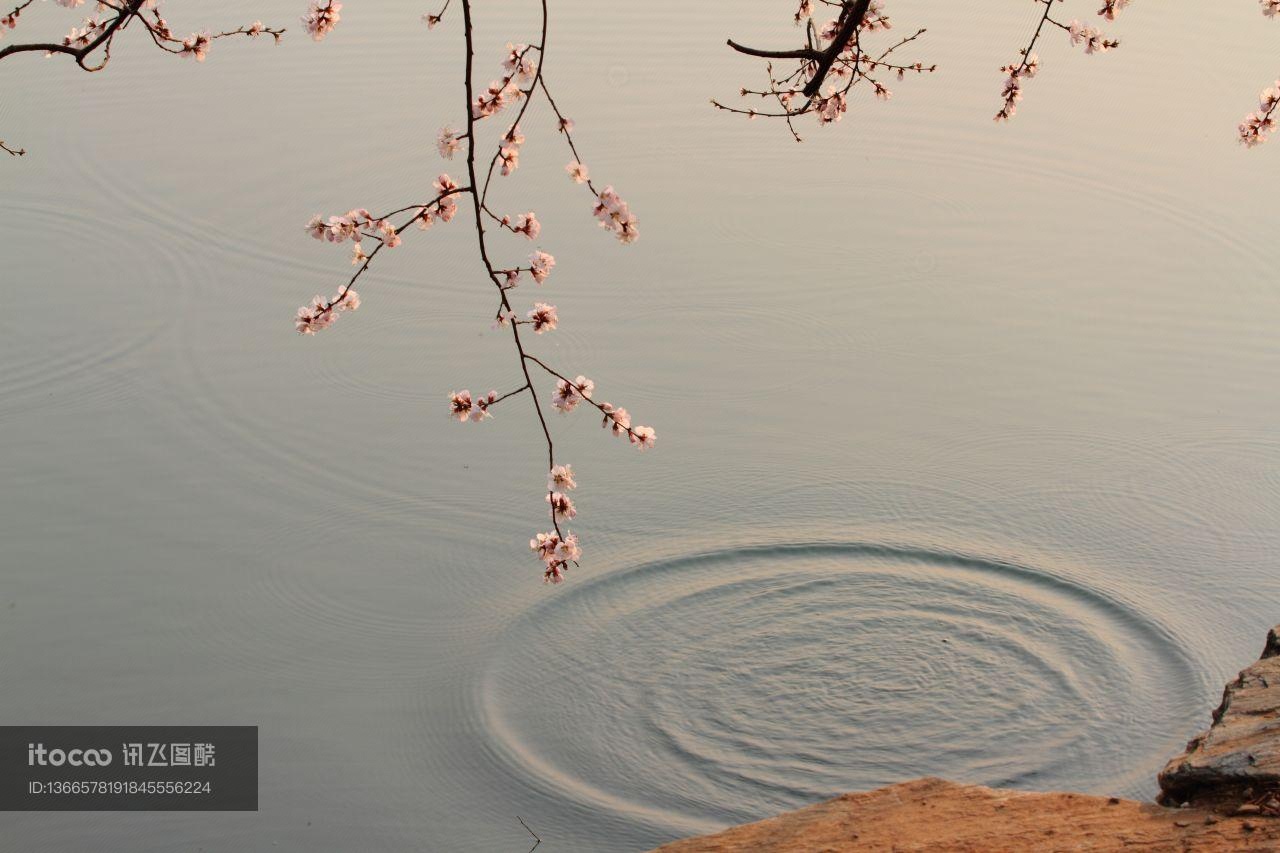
437;126;464;159
592;186;639;243
1239;81;1280;147
716;0;934;139
472;43;539;119
533;465;581;581
499;125;524;176
302;1;341;42
551;376;594;413
1240;3;1280;147
179;32;210;62
59;18;107;51
501;211;541;240
449;389;497;422
291;23;650;584
306;209;402;248
1097;0;1131;21
1066;19;1119;54
529;250;555;283
994;1;1121;122
526;302;558;333
295;287;360;335
1;0;286;71
530;529;581;584
995;54;1039;122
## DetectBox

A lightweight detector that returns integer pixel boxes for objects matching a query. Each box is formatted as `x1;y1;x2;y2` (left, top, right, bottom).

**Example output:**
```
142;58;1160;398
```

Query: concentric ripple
481;541;1205;833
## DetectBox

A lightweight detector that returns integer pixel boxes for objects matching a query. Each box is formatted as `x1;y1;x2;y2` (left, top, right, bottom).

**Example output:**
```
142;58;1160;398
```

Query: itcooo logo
27;744;113;767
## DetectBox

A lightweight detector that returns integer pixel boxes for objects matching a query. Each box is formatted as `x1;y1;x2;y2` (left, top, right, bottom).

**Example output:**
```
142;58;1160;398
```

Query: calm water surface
2;1;1278;850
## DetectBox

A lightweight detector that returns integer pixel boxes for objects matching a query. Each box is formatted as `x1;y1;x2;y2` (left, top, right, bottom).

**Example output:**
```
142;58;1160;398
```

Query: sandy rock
652;778;1280;852
1159;625;1280;801
654;623;1280;851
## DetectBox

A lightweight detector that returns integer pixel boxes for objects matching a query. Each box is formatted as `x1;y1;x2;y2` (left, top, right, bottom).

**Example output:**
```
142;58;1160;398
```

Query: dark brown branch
802;0;871;97
517;816;541;853
724;40;819;61
726;0;872;99
0;0;142;69
460;0;563;539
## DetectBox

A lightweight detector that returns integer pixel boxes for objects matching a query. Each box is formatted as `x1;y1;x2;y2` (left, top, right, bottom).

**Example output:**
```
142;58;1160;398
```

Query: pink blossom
434;174;460;221
295;288;360;335
530;530;581;583
472;77;520;119
547;491;577;521
995;56;1038;122
449;389;497;422
503;42;538;83
437;127;463;159
600;403;630;436
512;212;541;240
302;1;341;42
448;390;473;421
551;375;593;412
548;464;576;491
556;531;582;563
1067;20;1118;54
1240;102;1279;147
499;125;524;176
566;161;589;184
530;531;560;562
305;209;399;246
529;250;555;283
423;13;442;28
470;390;497;422
815;92;847;124
591;187;638;244
179;32;210;61
1265;0;1280;17
526;302;558;333
863;2;891;32
1097;0;1131;20
630;425;656;450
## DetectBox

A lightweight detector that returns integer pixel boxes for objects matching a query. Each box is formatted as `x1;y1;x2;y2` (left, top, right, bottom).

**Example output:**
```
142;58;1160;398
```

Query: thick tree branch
727;0;872;98
0;0;143;70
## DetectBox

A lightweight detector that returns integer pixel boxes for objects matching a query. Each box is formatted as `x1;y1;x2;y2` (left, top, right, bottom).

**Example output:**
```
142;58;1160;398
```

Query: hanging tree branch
294;0;653;584
717;0;1280;148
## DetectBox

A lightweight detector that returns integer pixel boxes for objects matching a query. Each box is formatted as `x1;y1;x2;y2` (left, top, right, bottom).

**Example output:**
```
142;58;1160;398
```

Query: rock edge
653;623;1280;852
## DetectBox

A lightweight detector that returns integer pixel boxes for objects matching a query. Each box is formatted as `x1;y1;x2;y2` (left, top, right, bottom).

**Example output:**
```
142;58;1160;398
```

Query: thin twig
517;816;541;852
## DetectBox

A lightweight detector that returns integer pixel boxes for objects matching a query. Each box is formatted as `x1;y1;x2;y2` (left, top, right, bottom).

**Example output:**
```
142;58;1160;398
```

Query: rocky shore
655;624;1280;852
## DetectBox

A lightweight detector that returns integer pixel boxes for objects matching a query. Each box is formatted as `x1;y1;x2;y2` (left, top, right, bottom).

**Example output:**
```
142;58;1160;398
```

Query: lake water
2;1;1278;850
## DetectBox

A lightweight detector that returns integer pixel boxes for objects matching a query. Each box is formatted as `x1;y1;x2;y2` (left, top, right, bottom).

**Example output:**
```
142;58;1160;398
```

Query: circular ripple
481;541;1204;832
